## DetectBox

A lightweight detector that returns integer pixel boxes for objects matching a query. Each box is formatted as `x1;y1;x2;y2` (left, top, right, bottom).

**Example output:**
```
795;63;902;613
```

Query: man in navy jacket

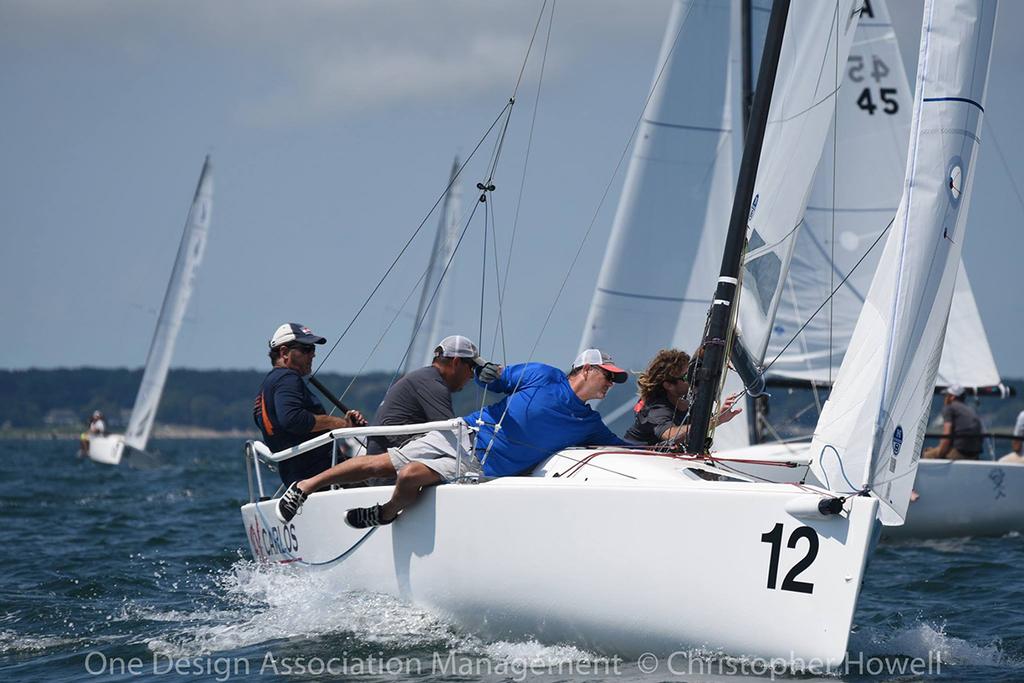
253;322;365;486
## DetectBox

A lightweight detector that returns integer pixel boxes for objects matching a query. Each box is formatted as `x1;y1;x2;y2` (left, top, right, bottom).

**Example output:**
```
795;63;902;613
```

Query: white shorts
387;419;483;483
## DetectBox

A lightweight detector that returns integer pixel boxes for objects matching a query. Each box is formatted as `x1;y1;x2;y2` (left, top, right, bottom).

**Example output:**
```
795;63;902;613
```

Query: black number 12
760;523;819;594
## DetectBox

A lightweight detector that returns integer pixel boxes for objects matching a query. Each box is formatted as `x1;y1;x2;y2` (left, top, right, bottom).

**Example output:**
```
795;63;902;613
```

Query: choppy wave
850;620;1017;668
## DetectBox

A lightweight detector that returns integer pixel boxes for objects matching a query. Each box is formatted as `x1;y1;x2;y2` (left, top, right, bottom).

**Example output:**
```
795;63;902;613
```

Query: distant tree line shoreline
0;368;490;434
2;369;1022;438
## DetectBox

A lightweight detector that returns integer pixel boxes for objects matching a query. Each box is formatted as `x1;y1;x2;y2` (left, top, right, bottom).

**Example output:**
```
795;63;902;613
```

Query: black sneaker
345;504;395;529
275;482;307;523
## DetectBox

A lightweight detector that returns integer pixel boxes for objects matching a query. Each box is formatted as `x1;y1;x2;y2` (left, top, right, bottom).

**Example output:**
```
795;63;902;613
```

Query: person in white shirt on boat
79;410;106;456
1000;409;1024;464
274;348;630;529
624;348;741;445
922;385;983;460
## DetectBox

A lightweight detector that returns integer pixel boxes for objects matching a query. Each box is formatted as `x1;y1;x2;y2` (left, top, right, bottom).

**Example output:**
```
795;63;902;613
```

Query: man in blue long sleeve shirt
275;348;630;528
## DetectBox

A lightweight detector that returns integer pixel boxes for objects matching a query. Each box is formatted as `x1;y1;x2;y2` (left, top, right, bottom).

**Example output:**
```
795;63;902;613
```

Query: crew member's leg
298;454;396;494
380;462;443;521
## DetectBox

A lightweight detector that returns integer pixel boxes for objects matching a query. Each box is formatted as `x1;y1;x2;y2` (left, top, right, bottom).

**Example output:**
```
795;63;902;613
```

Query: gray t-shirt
366;365;455;454
942;399;983;455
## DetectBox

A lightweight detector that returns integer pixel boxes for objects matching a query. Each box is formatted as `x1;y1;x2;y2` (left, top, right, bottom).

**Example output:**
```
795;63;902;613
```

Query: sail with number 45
808;0;997;524
764;0;1001;393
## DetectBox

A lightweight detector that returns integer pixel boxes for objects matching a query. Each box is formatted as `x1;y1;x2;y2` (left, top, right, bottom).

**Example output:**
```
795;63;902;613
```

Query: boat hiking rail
243;418;466;504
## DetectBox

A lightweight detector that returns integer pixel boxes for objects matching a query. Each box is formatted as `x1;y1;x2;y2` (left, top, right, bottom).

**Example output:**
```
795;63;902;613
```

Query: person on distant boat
999;409;1024;464
254;323;366;486
274;348;631;529
79;410;106;456
922;385;983;460
366;335;486;456
624;349;741;446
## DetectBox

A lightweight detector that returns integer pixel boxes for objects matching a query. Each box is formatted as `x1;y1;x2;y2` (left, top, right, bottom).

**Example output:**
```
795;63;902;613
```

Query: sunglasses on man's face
593;367;614;382
289;343;316;354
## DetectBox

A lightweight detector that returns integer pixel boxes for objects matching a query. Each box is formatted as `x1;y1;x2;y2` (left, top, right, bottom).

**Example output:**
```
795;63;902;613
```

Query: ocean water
1;439;1021;682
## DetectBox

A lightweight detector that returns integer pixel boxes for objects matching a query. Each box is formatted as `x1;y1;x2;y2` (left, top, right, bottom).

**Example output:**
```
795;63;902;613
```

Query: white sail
404;157;462;373
808;0;997;524
123;157;214;451
937;261;1000;387
764;0;1001;391
738;0;861;364
579;0;733;377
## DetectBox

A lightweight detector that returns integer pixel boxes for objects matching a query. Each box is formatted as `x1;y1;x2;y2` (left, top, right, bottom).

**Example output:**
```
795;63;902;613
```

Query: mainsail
737;0;862;365
809;0;997;524
764;0;1001;391
123;157;214;451
403;156;463;373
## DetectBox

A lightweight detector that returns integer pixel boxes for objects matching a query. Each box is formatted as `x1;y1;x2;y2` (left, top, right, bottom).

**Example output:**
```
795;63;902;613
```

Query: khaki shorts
388;419;483;483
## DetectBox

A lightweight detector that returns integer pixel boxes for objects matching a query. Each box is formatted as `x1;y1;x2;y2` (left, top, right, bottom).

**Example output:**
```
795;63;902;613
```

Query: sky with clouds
3;0;1022;379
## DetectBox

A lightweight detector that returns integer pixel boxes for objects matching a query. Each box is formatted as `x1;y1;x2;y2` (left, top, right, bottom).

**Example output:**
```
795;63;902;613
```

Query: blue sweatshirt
463;363;628;477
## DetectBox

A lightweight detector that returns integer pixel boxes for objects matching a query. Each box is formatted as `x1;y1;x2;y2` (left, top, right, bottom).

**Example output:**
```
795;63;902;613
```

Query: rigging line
499;0;556;356
477;0;698;462
759;215;894;378
982;118;1024;219
510;0;550;102
311;100;513;377
335;259;432;408
342;0;548;388
829;1;839;388
384;190;490;392
486;195;509;364
479;189;489;345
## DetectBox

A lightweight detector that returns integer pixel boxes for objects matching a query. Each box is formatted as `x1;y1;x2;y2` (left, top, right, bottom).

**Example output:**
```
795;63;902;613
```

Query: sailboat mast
685;0;789;455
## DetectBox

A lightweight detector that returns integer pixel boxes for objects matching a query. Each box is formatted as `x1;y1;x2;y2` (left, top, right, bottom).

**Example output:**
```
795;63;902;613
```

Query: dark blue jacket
254;367;331;485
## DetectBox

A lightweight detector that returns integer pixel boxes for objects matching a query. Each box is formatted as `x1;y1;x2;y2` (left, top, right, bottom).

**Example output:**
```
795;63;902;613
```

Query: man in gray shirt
366;335;491;454
923;384;983;460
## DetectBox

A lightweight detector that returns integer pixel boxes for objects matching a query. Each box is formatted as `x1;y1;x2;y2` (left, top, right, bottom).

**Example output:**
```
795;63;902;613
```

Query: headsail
123;157;214;451
404;156;463;373
808;0;997;524
764;0;1001;392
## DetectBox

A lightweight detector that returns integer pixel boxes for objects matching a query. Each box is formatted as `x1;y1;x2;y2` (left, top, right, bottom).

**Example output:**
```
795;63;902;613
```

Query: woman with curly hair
624;349;741;445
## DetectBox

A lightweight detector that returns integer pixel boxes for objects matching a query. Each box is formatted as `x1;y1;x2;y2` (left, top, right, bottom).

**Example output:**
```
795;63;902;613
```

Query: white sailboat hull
720;442;1024;539
884;459;1024;540
87;434;125;466
242;450;877;664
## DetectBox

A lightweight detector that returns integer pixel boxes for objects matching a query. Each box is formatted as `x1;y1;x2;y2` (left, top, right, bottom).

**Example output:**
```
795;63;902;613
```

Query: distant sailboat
402;156;462;373
88;157;214;465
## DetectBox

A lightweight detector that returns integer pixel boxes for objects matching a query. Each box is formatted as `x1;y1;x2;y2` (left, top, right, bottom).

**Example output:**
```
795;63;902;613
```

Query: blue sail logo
892;425;904;456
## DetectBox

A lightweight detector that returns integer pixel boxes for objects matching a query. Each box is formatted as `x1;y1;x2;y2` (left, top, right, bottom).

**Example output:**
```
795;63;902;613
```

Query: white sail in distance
764;0;1001;391
579;0;732;373
809;0;997;525
123;157;214;451
737;0;861;364
404;156;463;373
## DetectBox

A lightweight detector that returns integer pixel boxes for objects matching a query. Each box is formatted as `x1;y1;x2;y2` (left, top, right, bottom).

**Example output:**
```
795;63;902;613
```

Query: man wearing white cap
922;384;983;460
254;323;366;486
365;335;488;456
275;347;630;529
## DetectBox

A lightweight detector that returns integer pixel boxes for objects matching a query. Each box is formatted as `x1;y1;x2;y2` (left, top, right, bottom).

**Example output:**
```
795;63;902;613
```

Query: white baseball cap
945;384;966;398
435;335;485;366
571;348;627;383
270;323;327;349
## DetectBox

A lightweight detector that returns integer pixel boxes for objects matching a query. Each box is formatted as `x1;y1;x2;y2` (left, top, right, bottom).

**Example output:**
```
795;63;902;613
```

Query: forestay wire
475;0;700;463
311;0;557;385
